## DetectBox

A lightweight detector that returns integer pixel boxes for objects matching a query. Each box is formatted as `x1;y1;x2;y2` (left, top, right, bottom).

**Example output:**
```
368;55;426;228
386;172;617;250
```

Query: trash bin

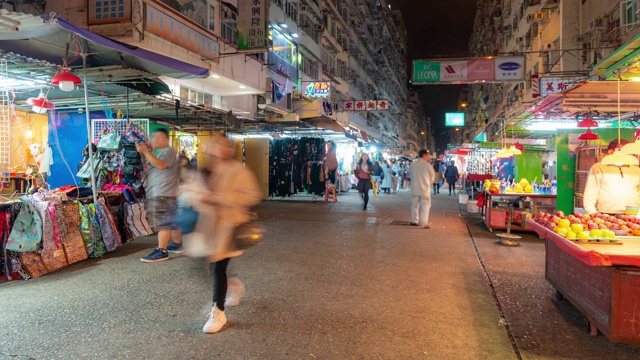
459;193;469;204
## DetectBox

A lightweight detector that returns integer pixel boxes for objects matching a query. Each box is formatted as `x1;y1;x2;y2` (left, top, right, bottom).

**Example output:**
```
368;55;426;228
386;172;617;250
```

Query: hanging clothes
308;162;326;196
269;137;326;198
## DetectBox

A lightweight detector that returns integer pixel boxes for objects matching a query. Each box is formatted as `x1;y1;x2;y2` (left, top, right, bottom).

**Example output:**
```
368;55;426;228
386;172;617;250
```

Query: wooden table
529;220;640;344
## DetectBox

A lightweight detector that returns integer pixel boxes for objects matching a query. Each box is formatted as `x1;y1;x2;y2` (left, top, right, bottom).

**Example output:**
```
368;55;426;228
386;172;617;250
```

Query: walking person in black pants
356;154;373;210
444;160;460;196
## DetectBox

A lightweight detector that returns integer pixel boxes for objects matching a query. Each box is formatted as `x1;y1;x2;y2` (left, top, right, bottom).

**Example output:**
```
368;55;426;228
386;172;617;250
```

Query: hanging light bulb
603;76;639;166
514;142;524;152
621;129;640;155
26;92;54;114
25;130;33;138
51;68;82;92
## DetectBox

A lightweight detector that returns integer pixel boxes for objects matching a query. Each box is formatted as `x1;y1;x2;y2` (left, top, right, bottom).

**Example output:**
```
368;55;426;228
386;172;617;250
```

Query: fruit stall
480;178;557;232
529;212;640;344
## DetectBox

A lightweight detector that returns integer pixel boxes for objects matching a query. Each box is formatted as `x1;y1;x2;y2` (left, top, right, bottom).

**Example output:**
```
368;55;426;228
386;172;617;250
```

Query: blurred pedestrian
380;160;393;194
356;154;373;210
410;150;435;228
137;128;183;262
403;161;412;189
444;160;460;196
325;141;338;184
182;133;262;334
392;160;403;193
432;160;443;194
372;161;383;194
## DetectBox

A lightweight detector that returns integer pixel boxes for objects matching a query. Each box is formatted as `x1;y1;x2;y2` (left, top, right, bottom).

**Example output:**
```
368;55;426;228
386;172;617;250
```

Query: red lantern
577;115;599;128
578;129;599;141
26;92;54;114
514;142;524;152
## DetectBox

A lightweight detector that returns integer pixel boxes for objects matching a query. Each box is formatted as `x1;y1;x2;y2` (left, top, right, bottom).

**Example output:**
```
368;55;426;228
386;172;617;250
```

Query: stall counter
528;220;640;345
482;191;557;232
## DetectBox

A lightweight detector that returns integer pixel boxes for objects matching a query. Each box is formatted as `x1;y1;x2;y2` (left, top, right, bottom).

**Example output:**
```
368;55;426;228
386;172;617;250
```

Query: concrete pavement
0;188;636;359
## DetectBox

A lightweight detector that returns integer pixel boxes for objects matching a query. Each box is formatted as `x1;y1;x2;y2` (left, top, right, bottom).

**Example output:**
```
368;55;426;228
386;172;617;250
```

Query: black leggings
448;183;455;194
210;258;231;311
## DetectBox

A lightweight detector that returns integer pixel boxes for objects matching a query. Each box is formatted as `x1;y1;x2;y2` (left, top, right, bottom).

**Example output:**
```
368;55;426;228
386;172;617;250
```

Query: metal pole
82;53;98;201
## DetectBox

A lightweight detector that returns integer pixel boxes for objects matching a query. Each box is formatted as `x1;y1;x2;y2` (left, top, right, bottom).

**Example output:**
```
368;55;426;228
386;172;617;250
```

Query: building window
180;86;214;107
209;4;216;32
269;28;296;65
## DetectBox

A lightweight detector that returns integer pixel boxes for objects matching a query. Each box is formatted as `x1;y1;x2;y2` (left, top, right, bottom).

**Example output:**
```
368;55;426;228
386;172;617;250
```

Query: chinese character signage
341;100;390;111
540;77;583;96
412;56;525;84
237;0;268;52
303;82;330;98
89;0;131;25
145;5;220;61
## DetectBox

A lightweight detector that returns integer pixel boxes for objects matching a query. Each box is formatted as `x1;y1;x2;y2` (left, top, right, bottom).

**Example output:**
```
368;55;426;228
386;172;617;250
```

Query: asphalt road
1;189;638;359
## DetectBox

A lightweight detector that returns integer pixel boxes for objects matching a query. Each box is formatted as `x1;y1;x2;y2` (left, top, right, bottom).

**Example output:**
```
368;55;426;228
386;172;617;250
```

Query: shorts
145;196;178;232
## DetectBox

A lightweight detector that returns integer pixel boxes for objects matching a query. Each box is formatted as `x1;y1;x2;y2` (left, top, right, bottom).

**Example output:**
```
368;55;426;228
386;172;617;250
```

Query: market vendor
583;139;640;215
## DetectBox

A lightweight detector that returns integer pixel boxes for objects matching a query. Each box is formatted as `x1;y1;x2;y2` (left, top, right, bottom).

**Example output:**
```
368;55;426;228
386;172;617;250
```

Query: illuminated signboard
445;112;465;127
304;82;331;98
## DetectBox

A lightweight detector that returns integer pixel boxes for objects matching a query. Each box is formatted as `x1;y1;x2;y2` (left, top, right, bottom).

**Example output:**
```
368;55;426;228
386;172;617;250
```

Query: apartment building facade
467;0;640;143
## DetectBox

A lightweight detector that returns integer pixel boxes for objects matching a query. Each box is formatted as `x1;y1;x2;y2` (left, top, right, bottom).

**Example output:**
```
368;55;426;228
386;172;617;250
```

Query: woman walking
392;160;402;193
380;160;393;194
432;160;443;194
356;154;373;210
444;160;460;196
182;134;262;334
372;161;383;195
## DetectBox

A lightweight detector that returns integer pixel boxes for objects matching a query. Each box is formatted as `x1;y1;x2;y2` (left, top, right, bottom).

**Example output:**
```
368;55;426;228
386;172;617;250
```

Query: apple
567;231;577;240
590;229;603;238
558;219;571;228
611;224;621;230
556;227;568;236
599;224;608;230
621;225;630;231
604;221;612;227
557;211;565;217
588;222;599;230
552;216;561;224
578;231;591;241
573;218;583;224
571;224;584;233
582;214;591;222
631;224;640;231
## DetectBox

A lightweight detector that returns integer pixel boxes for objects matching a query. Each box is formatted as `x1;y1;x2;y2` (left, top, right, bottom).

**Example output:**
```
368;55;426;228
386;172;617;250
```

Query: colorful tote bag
30;197;59;252
97;129;122;151
40;247;68;273
95;201;120;252
123;190;153;239
86;204;107;258
6;197;43;252
19;252;48;278
54;203;88;264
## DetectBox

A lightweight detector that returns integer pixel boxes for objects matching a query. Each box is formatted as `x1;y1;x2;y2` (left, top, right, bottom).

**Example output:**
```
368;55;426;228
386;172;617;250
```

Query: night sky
388;0;477;153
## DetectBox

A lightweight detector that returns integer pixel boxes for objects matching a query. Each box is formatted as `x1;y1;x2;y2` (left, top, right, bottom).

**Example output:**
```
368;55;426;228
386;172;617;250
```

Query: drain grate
388;220;415;226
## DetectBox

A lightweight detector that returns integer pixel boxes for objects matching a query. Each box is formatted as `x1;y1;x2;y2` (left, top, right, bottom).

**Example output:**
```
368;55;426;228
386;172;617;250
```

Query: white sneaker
225;278;245;307
202;306;227;334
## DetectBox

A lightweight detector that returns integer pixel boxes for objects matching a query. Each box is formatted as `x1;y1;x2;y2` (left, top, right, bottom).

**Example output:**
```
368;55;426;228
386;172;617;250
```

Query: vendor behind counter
583;140;640;215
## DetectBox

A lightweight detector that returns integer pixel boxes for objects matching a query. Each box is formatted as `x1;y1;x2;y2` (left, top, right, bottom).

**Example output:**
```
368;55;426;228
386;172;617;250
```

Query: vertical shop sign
145;5;219;61
89;0;131;25
237;0;268;52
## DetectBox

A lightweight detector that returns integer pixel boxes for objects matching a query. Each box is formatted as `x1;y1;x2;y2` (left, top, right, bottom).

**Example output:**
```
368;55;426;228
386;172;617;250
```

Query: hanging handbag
76;155;102;179
233;213;266;250
95;201;120;252
6;196;43;252
122;189;153;239
97;130;122;151
55;202;88;265
87;204;107;258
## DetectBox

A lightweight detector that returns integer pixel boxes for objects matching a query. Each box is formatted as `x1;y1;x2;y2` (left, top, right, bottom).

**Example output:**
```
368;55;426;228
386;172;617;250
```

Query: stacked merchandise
0;188;152;281
269;137;325;198
77;122;148;197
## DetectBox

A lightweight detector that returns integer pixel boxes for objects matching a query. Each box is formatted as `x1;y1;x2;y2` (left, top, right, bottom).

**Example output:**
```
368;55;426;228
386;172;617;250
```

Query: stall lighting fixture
602;76;639;166
238;85;247;89
26;92;54;114
630;77;640;82
577;115;599;128
290;32;299;38
578;129;599;141
524;121;611;132
621;129;640;155
51;68;82;92
211;74;221;79
278;22;288;28
25;130;33;138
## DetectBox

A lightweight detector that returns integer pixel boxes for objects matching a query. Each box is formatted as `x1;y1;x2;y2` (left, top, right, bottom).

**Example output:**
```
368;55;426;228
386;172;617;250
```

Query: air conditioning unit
516;36;524;44
572;34;585;45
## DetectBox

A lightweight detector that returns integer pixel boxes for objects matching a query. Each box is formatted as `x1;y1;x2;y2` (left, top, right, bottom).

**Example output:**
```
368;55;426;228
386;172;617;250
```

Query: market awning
562;81;640;113
0;12;209;79
302;116;344;133
591;33;640;80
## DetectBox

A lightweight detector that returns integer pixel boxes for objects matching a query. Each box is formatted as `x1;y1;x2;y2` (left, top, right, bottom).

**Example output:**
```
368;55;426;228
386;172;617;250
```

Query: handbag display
5;197;43;252
95;200;121;252
76;155;102;179
19;252;49;278
122;189;153;239
97;131;122;151
40;247;68;272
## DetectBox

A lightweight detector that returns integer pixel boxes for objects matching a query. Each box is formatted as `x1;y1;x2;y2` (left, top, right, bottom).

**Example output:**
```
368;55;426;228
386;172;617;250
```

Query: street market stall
528;220;640;344
481;191;557;232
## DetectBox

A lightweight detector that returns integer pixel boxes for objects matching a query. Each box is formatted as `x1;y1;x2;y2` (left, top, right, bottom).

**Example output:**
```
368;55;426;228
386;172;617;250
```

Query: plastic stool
325;183;337;203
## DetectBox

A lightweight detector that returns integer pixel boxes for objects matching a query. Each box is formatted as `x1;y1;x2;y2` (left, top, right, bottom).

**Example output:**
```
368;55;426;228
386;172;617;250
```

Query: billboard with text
413;56;525;84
